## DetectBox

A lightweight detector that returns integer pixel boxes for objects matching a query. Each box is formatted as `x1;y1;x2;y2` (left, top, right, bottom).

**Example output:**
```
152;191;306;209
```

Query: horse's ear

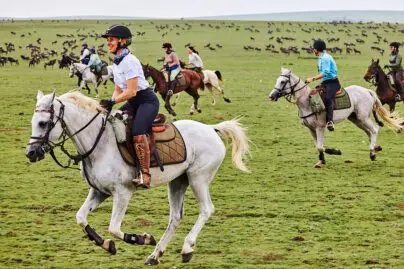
37;90;44;102
376;59;379;64
371;58;374;62
50;90;56;102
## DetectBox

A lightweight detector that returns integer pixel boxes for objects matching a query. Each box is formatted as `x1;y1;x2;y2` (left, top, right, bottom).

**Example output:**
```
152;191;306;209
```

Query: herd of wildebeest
0;20;403;69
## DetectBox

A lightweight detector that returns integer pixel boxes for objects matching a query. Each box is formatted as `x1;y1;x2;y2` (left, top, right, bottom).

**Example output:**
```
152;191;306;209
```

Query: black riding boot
167;80;176;96
395;83;402;101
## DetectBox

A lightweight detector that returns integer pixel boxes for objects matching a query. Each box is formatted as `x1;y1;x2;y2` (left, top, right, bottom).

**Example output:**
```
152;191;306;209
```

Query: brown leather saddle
116;112;186;171
315;84;351;110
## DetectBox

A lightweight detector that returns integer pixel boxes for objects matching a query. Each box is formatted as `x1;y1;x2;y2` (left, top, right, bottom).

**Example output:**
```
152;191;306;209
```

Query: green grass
0;19;403;268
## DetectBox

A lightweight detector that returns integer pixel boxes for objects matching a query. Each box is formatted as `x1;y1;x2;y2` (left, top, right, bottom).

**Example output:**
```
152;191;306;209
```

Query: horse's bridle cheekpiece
274;74;307;102
28;99;109;170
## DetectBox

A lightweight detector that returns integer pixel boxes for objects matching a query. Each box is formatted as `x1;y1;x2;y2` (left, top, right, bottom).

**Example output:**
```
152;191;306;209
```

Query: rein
275;74;308;103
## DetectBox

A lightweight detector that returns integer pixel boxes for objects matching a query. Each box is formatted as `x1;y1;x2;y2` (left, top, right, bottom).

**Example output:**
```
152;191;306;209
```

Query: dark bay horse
364;59;404;112
142;64;204;116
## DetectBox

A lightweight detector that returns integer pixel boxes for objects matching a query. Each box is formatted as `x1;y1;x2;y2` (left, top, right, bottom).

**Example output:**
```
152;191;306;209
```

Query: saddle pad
116;123;187;168
177;73;186;87
100;65;108;76
150;123;187;167
334;88;351;110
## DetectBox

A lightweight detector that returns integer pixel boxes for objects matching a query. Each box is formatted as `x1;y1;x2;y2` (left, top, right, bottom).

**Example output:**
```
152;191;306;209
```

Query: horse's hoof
172;112;177;117
370;154;376;161
144;258;159;266
197;109;202;113
172;103;177;107
375;145;382;152
182;252;193;263
190;111;194;115
313;161;322;168
224;98;231;103
103;239;116;255
144;234;157;246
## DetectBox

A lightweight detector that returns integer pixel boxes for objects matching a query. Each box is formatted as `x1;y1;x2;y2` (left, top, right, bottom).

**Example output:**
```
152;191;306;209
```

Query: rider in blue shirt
305;39;341;131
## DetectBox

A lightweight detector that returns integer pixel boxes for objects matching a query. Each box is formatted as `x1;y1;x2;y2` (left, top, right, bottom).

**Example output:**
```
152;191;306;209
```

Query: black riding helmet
389;42;400;49
102;24;132;46
162;42;172;49
313;39;326;52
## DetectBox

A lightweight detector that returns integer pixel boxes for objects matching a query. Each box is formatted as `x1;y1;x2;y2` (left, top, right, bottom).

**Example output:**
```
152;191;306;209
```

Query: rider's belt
166;64;179;71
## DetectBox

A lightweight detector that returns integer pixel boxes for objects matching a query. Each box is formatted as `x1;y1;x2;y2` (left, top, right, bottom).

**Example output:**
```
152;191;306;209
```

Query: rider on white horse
80;42;91;65
100;24;159;189
305;39;341;131
163;42;181;96
88;47;103;81
187;46;204;73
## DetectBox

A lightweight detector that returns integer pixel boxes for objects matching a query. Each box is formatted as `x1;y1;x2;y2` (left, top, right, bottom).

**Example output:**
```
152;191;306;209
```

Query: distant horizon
1;10;404;23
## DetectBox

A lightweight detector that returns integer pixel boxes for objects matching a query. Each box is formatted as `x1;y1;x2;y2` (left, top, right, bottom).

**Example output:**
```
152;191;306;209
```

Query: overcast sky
1;0;403;18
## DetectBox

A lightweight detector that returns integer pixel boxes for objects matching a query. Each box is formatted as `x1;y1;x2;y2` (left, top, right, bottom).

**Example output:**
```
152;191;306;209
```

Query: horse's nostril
27;150;35;157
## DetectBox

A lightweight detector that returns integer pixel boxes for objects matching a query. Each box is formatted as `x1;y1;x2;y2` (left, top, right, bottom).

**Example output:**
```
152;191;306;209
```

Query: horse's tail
214;70;223;82
212;118;250;172
369;90;404;132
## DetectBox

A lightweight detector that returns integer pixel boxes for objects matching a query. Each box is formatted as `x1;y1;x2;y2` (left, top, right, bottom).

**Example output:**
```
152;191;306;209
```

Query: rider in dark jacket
384;42;403;101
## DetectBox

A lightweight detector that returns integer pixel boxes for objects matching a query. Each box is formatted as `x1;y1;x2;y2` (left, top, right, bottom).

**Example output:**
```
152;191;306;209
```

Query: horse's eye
38;121;47;128
280;81;285;85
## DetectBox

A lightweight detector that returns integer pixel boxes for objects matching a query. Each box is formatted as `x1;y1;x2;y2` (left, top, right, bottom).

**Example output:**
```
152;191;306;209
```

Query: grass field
0;19;403;268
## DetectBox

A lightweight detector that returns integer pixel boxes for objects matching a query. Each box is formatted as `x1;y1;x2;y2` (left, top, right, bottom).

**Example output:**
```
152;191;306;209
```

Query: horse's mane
59;91;104;112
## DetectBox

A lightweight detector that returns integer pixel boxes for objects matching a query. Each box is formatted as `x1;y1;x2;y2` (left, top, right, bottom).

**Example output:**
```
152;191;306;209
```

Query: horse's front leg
109;188;156;248
314;127;326;168
172;93;181;107
164;94;177;117
76;188;116;254
93;80;99;98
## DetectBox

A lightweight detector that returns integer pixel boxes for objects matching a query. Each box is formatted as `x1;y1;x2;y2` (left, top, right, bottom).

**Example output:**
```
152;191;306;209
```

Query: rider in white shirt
80;42;91;65
99;24;159;189
187;46;204;72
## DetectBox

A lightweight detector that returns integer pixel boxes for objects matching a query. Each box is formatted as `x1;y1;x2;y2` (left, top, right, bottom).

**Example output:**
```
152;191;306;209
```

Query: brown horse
142;64;204;116
364;59;404;112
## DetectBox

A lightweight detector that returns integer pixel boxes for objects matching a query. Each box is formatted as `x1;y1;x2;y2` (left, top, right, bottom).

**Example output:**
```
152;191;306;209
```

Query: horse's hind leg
349;116;379;160
215;85;231;103
181;171;217;263
373;110;384;127
76;188;115;254
108;188;156;251
206;84;216;105
145;174;189;266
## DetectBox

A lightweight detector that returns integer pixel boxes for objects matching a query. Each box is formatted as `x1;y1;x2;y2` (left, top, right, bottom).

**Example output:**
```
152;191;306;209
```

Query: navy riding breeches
120;88;160;136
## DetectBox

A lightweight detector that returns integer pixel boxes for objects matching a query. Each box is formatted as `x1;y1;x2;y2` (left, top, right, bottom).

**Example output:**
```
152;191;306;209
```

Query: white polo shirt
112;54;150;92
188;52;204;68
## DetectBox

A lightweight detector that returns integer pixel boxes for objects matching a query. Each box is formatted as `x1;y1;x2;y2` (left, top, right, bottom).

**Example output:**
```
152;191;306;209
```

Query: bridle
28;99;109;170
365;64;379;86
273;74;307;102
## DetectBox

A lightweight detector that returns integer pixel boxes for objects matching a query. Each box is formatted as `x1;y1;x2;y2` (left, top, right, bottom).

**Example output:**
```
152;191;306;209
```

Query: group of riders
84;24;401;189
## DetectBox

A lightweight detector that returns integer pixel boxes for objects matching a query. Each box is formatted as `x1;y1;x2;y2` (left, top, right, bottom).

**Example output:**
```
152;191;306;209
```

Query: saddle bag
309;89;325;113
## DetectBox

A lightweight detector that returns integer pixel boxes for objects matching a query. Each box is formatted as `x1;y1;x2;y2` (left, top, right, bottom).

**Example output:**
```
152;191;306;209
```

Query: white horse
25;91;250;265
69;63;113;98
269;68;403;167
171;70;231;107
202;70;231;105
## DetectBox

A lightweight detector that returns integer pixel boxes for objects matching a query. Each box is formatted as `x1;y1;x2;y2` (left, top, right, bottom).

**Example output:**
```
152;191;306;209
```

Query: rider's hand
305;77;314;83
99;99;115;112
